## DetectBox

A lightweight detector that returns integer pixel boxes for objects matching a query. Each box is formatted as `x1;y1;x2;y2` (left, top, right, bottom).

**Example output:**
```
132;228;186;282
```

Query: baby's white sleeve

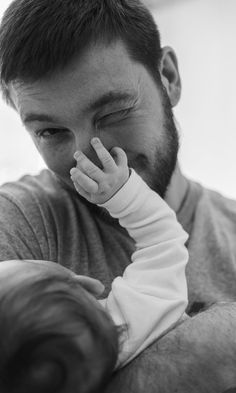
99;170;188;367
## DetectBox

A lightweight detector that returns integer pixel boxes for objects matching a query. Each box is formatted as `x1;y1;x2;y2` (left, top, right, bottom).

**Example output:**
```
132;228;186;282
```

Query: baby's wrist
109;167;130;200
98;167;131;206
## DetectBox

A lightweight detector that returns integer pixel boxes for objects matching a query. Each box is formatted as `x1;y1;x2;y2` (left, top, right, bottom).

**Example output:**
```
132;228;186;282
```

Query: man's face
9;41;178;197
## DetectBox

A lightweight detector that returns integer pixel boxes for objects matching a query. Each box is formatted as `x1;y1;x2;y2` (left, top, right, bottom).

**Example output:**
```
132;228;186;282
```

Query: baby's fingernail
74;151;81;160
91;137;100;144
70;168;77;176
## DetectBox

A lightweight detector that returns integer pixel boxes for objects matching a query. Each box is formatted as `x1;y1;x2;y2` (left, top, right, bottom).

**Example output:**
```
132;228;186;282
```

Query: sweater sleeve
99;169;189;367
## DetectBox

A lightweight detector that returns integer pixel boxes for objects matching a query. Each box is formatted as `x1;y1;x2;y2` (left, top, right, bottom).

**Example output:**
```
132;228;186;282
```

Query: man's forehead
8;81;50;113
10;41;142;102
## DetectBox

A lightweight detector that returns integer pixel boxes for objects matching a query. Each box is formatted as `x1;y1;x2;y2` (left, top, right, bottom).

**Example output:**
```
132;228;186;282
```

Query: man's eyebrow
23;113;58;124
22;90;138;124
87;90;138;113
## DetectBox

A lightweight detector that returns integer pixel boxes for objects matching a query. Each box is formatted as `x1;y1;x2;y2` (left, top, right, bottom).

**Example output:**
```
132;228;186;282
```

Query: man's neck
165;163;188;213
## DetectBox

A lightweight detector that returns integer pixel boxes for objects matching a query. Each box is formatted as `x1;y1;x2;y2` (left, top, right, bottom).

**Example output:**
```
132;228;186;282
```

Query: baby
0;138;188;393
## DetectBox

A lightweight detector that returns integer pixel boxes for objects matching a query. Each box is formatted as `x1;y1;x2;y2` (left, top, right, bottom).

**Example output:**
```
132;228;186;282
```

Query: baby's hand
70;138;129;205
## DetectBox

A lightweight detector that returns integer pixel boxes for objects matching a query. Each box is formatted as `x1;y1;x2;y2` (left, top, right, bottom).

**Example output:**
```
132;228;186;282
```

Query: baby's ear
73;275;105;296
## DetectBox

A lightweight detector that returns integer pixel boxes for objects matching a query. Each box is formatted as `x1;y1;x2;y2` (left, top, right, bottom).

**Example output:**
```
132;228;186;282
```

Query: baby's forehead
0;259;74;282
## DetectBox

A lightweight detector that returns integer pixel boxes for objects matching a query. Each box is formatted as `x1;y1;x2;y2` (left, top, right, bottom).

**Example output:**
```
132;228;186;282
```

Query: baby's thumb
110;147;127;167
74;275;105;296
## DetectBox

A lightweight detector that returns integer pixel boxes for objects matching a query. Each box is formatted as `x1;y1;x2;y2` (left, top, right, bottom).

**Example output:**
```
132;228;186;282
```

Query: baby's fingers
110;146;128;168
70;167;98;194
91;138;116;171
71;179;93;201
73;275;105;296
74;150;104;181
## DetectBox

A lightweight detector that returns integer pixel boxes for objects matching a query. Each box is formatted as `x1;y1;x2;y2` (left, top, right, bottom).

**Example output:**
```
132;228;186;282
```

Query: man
0;0;236;391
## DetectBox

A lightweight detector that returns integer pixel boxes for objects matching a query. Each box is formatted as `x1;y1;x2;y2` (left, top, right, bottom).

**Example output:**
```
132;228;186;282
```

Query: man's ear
159;46;181;107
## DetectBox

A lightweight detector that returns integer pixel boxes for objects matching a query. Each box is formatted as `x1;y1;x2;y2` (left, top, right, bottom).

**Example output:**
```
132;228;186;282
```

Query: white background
0;0;236;198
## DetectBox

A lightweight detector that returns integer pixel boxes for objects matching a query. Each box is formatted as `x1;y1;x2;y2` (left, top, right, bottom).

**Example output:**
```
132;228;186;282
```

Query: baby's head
0;260;119;393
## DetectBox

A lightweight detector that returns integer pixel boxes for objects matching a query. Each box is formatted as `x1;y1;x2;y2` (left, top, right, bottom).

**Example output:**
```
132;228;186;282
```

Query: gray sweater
0;169;236;313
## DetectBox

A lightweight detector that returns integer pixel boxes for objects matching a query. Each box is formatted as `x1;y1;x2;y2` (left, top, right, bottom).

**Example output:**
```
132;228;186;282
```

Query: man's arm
105;302;236;393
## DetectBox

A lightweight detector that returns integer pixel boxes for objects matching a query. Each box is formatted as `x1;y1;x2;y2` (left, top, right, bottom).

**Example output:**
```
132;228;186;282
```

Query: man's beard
130;85;179;199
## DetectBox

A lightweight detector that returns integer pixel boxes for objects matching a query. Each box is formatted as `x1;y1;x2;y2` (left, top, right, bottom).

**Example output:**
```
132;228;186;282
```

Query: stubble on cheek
127;151;157;192
128;153;149;173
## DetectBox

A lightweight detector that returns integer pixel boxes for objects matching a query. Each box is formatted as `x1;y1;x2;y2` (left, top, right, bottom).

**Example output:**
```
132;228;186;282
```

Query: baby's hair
0;272;119;393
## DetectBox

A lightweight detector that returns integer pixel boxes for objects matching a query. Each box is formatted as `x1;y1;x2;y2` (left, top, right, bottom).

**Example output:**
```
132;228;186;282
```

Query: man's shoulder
0;169;109;231
0;169;72;212
0;170;91;262
197;182;236;228
179;178;236;234
182;179;236;308
1;169;61;200
0;170;64;261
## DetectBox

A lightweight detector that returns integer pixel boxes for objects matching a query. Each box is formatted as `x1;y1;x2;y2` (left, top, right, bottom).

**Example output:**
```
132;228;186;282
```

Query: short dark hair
0;273;119;393
0;0;162;103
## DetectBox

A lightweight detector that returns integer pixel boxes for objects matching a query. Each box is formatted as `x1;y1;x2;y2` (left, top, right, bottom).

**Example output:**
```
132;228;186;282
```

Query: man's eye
98;108;131;126
36;128;67;138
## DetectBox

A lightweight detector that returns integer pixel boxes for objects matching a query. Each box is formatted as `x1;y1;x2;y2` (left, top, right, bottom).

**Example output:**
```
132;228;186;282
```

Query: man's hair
0;0;162;103
0;273;119;393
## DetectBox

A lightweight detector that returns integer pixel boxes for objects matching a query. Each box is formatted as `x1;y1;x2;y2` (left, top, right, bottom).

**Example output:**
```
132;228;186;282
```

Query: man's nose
73;132;114;168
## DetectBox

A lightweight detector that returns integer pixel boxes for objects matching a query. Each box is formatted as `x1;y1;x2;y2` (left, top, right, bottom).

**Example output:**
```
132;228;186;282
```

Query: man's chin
52;172;78;193
135;166;173;198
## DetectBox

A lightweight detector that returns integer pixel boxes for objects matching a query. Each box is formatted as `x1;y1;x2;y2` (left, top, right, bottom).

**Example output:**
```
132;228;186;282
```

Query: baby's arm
70;138;188;367
100;169;188;366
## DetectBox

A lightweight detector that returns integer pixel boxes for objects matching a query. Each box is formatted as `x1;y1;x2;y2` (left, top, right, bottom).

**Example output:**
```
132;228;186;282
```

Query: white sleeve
99;169;188;367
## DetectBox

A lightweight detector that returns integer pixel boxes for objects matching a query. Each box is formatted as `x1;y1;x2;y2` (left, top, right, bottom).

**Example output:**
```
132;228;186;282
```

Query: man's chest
56;211;135;295
185;232;236;315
